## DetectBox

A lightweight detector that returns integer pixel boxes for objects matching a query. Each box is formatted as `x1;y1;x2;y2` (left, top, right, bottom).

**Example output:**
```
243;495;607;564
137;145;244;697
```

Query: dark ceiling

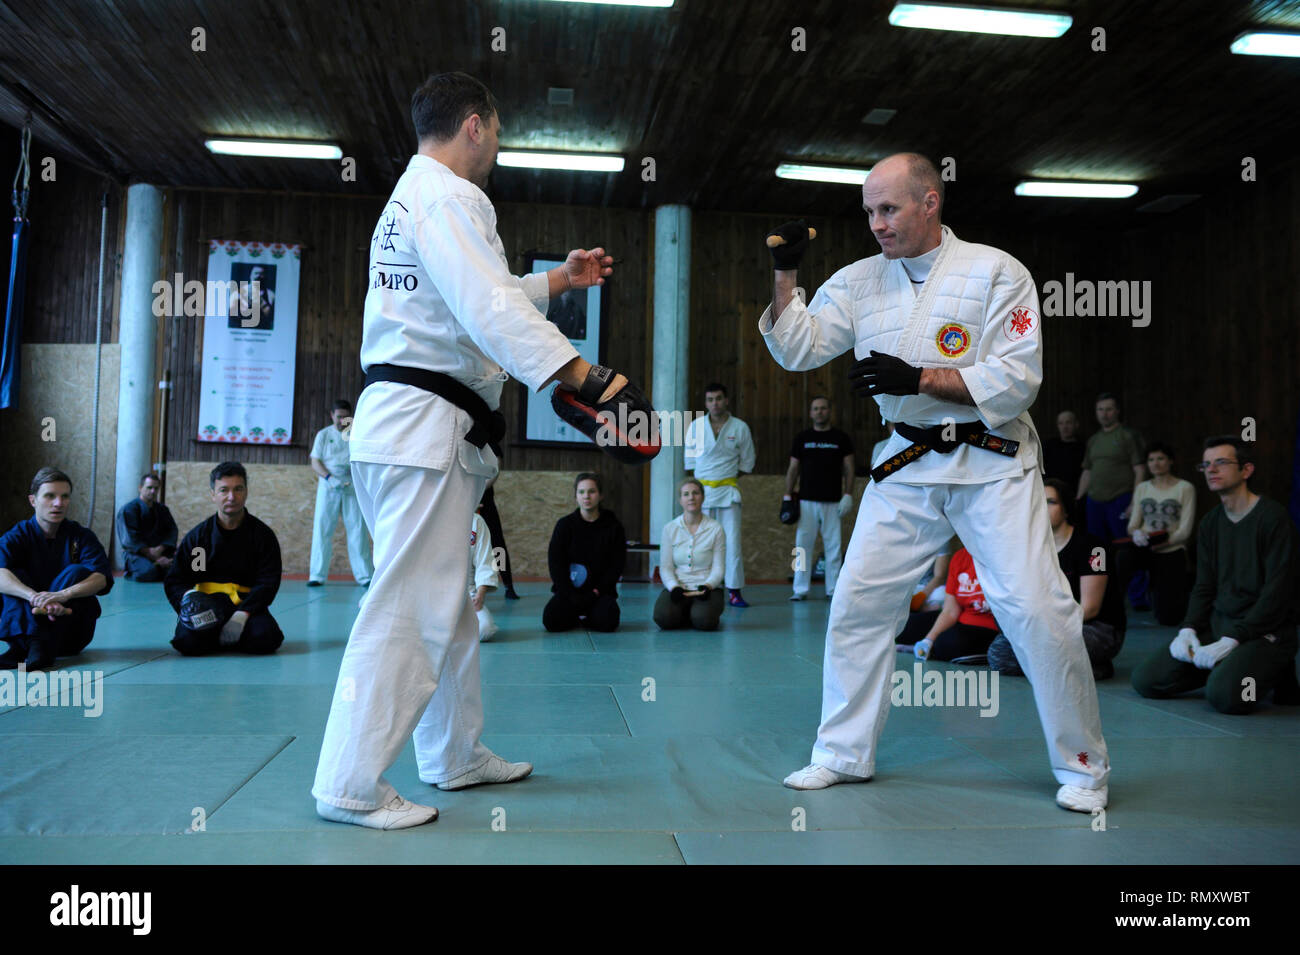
2;0;1300;226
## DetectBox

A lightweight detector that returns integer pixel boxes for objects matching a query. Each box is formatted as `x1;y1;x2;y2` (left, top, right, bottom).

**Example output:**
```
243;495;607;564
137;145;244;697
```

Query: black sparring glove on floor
551;365;662;465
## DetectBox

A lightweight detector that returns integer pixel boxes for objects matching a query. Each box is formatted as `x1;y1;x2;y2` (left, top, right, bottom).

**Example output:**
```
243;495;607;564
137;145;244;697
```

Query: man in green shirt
1077;393;1147;608
1132;436;1300;713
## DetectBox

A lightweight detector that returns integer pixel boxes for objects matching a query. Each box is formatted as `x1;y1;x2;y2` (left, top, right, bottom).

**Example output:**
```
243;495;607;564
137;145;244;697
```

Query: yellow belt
193;581;251;606
698;477;739;488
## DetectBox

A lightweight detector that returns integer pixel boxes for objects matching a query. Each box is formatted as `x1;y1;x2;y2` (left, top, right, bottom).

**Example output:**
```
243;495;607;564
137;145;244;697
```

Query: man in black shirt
784;396;856;600
988;478;1125;679
117;473;178;582
164;462;284;655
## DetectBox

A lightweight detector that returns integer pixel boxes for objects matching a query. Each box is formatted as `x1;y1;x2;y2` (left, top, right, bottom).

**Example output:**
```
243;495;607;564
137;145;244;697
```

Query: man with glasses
1131;436;1300;712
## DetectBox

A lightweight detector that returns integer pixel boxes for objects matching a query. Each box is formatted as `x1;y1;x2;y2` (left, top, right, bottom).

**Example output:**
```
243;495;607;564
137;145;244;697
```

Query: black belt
871;421;1019;482
363;364;506;457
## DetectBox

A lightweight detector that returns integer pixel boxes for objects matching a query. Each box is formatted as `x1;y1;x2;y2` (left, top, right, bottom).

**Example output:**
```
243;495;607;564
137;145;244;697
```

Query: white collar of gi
900;230;946;283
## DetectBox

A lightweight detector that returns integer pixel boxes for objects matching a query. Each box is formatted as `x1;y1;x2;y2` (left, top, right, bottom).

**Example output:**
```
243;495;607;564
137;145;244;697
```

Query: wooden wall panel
17;147;124;346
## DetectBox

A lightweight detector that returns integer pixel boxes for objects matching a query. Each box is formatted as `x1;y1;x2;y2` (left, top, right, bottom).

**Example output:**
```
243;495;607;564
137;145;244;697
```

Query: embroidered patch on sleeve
1003;306;1038;340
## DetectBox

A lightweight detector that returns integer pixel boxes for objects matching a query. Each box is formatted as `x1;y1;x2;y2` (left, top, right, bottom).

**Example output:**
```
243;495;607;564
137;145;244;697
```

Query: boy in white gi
684;384;756;607
308;399;373;587
469;510;499;641
762;153;1110;812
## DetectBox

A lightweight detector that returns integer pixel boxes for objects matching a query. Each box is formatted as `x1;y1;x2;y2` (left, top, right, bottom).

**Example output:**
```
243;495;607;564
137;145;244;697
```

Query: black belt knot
363;363;506;457
872;421;1020;482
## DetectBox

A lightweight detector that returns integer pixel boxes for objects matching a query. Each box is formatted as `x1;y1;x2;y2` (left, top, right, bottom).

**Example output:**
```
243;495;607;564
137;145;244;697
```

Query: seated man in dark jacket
1132;437;1300;713
0;467;113;670
117;472;178;581
164;462;284;656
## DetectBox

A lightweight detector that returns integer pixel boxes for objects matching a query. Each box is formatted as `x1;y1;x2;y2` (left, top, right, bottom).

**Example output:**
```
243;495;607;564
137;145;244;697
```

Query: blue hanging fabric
1;123;32;410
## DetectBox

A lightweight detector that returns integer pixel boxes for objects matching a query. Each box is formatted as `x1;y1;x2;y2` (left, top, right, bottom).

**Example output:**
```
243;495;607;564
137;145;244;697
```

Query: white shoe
782;763;869;790
1056;784;1108;812
789;593;807;602
316;794;438;829
435;753;533;791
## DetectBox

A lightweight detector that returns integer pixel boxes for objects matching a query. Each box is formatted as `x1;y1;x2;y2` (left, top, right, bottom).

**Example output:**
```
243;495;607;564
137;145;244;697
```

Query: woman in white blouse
655;478;727;631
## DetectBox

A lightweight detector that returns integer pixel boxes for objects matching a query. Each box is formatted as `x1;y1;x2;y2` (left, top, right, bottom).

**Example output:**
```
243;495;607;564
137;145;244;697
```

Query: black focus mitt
779;495;800;525
551;365;662;465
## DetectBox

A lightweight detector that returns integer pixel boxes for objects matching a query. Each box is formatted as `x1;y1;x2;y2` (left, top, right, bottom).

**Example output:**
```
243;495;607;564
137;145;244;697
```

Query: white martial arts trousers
793;500;843;597
309;480;374;584
813;466;1109;789
704;503;744;590
313;460;492;809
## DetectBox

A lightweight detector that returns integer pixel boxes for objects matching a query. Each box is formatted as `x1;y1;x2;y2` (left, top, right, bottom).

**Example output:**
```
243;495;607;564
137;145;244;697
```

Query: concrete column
649;205;691;549
113;184;163;562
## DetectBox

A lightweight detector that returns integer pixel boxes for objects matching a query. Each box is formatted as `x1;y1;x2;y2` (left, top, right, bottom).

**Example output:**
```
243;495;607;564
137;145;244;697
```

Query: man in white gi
313;72;631;829
307;399;373;587
762;153;1110;812
684;384;756;607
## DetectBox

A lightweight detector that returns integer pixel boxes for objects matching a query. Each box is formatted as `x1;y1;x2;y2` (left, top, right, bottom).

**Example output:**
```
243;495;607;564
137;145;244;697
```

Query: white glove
1169;628;1199;663
219;613;246;647
836;494;853;518
1193;636;1239;670
1132;529;1149;547
913;637;933;660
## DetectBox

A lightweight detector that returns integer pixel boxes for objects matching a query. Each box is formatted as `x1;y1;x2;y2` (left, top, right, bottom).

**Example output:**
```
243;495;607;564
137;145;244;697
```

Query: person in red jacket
895;545;1000;661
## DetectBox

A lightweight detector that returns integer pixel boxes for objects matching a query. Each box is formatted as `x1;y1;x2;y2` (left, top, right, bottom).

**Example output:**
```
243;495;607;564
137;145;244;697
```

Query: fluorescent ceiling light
776;162;870;185
497;151;625;172
540;0;674;6
205;139;342;159
1015;181;1138;198
888;3;1071;38
1230;31;1300;57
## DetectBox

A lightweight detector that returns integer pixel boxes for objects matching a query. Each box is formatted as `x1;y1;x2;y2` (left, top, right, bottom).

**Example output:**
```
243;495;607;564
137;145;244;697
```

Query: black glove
766;219;812;271
779;495;800;525
848;350;922;398
669;586;686;604
551;365;662;465
695;585;712;600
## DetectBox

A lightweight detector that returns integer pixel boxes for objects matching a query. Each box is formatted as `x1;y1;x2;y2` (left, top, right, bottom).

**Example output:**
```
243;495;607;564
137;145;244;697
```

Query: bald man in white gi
762;153;1110;812
684;385;756;607
313;72;627;829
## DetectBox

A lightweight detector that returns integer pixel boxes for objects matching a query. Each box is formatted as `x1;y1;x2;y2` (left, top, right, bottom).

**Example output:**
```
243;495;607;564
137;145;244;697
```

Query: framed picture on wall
517;252;609;448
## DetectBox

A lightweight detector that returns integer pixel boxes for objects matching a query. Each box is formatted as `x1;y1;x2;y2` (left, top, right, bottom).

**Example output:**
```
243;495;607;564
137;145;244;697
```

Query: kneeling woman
543;473;626;633
654;478;726;631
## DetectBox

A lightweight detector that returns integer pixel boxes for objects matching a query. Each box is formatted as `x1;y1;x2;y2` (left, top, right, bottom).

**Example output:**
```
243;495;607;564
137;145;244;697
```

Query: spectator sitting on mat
1131;436;1300;712
987;478;1126;680
117;472;178;582
654;478;727;632
543;472;626;634
895;544;1000;662
165;462;285;656
0;467;112;671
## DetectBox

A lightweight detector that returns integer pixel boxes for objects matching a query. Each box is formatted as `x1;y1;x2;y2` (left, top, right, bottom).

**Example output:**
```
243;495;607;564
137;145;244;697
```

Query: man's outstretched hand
562;248;614;290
